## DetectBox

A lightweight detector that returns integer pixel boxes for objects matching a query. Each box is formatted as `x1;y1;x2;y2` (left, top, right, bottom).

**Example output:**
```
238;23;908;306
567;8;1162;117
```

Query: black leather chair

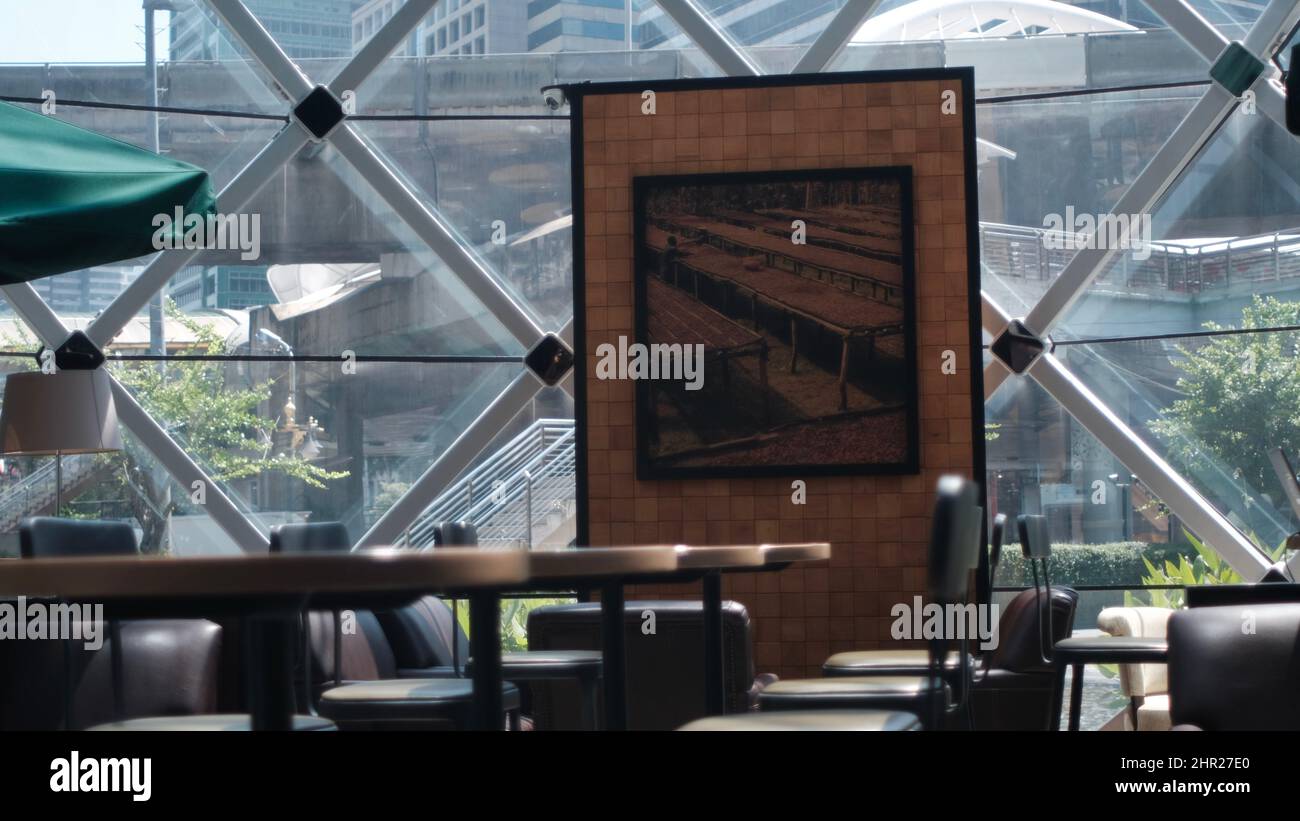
1167;602;1300;730
819;514;1010;703
16;517;330;731
270;521;522;730
377;521;603;729
969;587;1078;730
750;484;983;728
1032;513;1166;730
680;474;982;731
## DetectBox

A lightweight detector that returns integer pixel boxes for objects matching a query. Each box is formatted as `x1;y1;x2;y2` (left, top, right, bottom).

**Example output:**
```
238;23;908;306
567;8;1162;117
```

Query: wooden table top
760;542;832;564
673;544;765;570
0;548;530;600
524;546;678;580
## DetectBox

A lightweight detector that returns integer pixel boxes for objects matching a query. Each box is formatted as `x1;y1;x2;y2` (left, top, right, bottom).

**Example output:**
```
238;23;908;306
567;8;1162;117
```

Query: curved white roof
852;0;1137;42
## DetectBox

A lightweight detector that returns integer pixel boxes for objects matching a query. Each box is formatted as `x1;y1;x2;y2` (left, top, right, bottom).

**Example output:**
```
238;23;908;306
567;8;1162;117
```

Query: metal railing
0;453;103;530
980;222;1300;295
404;418;576;549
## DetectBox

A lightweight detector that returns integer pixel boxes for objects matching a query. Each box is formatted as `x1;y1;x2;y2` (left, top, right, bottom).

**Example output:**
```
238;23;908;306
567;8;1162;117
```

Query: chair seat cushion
822;649;971;676
758;676;948;712
88;714;335;731
1054;636;1168;664
501;650;603;679
317;678;520;724
680;710;921;731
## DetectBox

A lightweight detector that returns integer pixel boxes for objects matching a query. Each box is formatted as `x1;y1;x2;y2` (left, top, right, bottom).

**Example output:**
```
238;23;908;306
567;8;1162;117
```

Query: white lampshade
0;369;123;455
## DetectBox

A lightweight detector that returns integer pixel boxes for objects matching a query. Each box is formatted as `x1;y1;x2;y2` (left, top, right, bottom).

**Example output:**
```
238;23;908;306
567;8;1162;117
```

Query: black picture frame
629;165;919;480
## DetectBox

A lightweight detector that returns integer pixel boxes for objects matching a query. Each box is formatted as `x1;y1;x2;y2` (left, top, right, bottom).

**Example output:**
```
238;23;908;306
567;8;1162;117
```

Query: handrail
980;221;1300;295
405;418;576;548
0;452;101;526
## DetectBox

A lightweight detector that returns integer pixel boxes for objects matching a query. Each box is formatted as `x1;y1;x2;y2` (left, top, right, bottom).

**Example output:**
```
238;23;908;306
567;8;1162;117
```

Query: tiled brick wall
575;75;981;680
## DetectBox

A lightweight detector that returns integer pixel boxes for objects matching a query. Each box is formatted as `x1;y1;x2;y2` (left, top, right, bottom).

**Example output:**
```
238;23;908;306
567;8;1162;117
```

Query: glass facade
1;1;1296;605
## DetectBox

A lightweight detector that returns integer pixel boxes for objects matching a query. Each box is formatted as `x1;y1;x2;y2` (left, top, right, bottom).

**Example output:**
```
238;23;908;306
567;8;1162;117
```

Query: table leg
1050;661;1067;731
600;582;628;731
1068;663;1085;732
469;590;503;731
246;615;296;731
703;570;725;716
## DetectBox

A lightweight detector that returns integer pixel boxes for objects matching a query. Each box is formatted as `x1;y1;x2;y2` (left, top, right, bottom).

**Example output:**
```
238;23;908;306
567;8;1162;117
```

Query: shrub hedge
993;541;1198;589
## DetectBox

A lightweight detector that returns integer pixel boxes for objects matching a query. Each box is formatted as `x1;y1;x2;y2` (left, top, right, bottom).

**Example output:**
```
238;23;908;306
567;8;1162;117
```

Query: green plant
994;541;1169;589
1125;528;1287;609
449;596;573;652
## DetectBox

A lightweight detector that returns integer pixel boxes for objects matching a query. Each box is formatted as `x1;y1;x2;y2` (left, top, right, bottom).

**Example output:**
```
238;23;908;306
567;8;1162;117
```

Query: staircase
405;419;576;549
0;454;112;531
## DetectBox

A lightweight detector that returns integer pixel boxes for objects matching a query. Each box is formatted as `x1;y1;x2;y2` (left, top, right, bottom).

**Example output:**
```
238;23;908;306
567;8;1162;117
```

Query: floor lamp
0;368;123;517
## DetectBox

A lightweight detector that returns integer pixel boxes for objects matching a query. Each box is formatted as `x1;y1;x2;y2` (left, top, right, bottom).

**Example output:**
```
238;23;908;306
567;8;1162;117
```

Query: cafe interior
2;0;1300;735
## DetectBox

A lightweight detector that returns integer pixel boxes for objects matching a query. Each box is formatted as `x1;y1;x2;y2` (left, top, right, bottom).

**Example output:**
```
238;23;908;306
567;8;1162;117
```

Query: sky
0;0;172;64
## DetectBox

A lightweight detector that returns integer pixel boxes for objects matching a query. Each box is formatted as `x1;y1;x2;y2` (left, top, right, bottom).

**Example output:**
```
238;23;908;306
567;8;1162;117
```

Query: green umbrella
0;99;217;285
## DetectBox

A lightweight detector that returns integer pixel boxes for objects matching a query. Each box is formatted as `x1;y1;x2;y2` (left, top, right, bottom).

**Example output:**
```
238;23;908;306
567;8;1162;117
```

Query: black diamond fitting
990;319;1048;374
293;85;345;140
52;330;106;371
525;334;575;386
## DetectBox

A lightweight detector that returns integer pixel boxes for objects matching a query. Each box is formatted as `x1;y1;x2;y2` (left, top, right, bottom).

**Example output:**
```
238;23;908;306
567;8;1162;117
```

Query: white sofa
1097;606;1173;731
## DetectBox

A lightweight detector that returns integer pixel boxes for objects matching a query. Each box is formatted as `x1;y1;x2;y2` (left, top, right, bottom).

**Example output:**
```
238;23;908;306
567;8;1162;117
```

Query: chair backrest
269;521;353;700
1167;602;1300;730
988;513;1007;587
928;475;982;606
20;516;137;558
1097;606;1172;698
1016;513;1055;663
269;521;351;553
435;521;478;546
378;595;468;673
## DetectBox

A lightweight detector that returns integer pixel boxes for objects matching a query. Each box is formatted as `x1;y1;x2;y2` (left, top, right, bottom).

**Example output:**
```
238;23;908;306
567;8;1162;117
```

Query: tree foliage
1;302;348;552
1148;296;1300;505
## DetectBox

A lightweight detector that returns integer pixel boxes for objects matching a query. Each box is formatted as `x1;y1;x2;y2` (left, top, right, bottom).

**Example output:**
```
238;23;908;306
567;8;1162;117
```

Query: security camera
541;85;567;111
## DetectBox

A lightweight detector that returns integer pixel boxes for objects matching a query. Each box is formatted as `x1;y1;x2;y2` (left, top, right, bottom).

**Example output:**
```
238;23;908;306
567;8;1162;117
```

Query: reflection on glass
1065;313;1300;555
1059;112;1300;340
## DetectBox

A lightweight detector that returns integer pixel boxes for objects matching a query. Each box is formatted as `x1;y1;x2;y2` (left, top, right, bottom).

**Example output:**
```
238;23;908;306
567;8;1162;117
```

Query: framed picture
631;165;918;480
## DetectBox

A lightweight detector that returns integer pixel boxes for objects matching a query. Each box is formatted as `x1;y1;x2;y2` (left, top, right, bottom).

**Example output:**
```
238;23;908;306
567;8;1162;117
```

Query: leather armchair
1167;602;1300;730
968;586;1078;730
0;617;221;730
8;516;229;730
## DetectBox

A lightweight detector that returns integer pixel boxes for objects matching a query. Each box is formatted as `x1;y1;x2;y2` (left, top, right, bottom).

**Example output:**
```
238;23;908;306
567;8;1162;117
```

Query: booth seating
525;600;775;730
14;517;331;732
375;522;604;729
1167;602;1300;730
679;474;982;731
1096;607;1172;731
271;522;521;730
